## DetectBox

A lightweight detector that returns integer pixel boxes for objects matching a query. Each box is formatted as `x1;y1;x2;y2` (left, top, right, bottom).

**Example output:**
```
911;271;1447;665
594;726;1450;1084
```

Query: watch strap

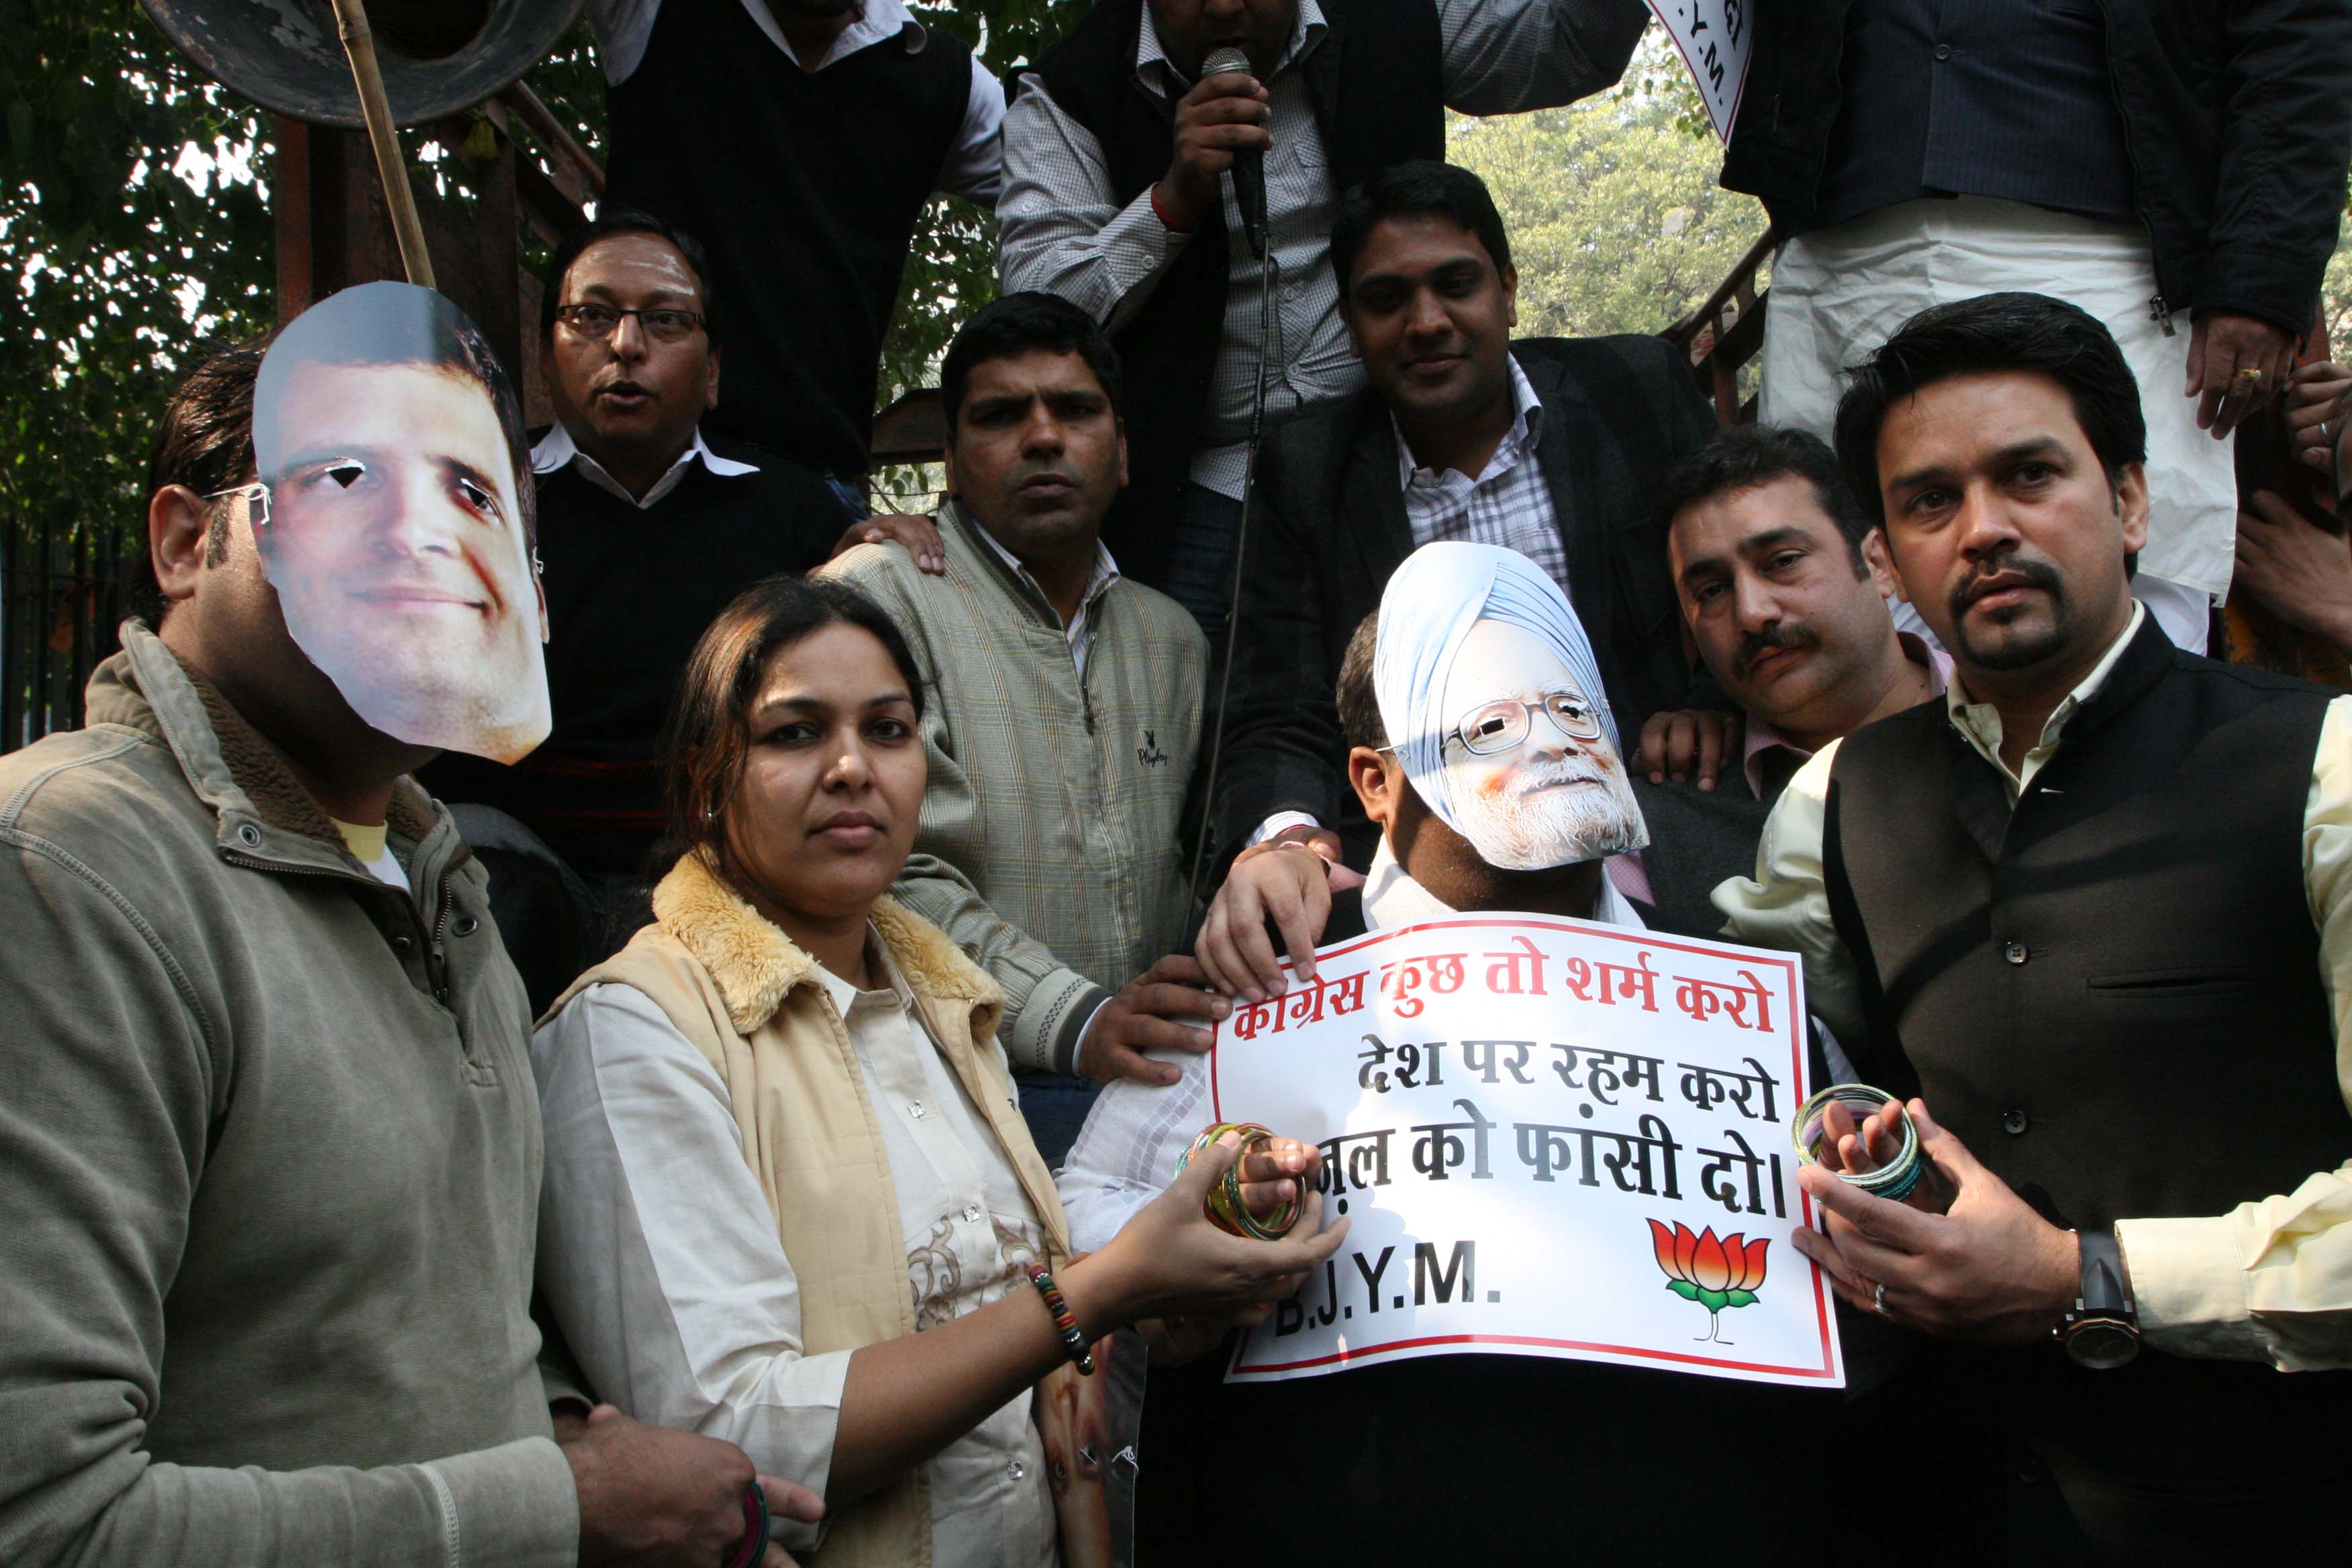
2077;1229;2133;1318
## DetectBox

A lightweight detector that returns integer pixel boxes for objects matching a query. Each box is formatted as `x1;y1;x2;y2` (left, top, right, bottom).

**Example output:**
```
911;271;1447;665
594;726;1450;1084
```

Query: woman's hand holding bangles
1071;1130;1348;1336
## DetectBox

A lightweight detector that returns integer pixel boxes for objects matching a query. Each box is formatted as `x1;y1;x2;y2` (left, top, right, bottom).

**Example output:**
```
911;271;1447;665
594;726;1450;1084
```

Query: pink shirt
1606;635;1953;910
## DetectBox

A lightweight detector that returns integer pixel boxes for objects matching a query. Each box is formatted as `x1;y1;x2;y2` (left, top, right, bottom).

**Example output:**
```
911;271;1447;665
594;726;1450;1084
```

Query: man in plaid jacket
824;293;1226;1163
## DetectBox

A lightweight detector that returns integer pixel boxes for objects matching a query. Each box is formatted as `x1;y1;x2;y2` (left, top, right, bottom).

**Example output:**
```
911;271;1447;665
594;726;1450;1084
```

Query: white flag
1648;1;1755;144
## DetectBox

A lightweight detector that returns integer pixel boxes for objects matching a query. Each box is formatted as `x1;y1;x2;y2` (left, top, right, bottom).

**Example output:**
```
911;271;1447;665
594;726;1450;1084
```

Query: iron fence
1;512;132;754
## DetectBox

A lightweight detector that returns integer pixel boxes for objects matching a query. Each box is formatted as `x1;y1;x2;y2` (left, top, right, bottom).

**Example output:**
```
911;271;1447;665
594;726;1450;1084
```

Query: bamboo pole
326;0;438;289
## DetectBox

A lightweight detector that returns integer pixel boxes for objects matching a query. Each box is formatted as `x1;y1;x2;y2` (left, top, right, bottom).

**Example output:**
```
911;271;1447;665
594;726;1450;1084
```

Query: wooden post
326;0;437;289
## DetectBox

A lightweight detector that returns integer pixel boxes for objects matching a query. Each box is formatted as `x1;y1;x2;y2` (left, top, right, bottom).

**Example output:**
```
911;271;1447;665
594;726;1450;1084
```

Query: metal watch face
2065;1317;2141;1370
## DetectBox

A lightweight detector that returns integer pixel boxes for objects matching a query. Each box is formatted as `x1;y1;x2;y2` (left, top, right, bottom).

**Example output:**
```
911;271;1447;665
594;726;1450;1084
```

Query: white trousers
1762;197;2235;652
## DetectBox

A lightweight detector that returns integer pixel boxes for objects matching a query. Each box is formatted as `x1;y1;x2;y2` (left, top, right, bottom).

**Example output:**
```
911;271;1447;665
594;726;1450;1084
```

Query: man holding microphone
999;0;1652;641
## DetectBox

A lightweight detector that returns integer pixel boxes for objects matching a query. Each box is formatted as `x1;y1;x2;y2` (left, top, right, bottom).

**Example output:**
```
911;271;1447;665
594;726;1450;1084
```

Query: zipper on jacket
427;871;455;1008
2149;294;2175;338
222;849;456;1008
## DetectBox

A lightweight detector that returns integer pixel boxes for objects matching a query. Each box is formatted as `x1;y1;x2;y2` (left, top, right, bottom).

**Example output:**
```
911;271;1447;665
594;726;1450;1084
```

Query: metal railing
1662;226;1776;424
1;513;129;752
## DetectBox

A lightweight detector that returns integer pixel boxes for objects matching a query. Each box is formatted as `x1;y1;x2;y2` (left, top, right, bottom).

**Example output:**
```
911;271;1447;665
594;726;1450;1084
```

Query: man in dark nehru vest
586;0;1006;513
999;0;1651;637
1719;293;2352;1561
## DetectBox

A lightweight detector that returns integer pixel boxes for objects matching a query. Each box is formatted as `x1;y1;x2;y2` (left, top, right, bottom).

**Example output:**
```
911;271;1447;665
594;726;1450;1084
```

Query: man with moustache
585;0;1006;510
824;294;1224;1162
1001;0;1653;634
1718;293;2352;1559
0;330;817;1565
1609;424;1951;935
1063;543;1927;1560
1212;160;1719;951
422;212;901;1000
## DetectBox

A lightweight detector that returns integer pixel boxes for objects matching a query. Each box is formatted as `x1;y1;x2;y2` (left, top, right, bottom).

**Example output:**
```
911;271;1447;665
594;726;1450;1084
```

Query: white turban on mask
1373;541;1647;872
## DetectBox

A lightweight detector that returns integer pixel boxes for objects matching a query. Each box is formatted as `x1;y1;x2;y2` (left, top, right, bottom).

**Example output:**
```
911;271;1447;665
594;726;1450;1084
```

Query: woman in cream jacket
532;577;1340;1567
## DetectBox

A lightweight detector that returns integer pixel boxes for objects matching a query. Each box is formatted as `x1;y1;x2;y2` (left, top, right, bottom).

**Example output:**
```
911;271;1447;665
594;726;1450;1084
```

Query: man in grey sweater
0;336;813;1565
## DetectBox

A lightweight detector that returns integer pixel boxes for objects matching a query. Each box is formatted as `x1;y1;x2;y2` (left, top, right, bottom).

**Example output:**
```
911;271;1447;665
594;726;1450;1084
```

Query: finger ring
2235;366;2265;388
1872;1281;1890;1316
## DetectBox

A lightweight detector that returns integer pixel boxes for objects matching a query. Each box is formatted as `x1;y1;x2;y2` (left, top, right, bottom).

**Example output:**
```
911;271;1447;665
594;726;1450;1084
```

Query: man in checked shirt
999;0;1655;646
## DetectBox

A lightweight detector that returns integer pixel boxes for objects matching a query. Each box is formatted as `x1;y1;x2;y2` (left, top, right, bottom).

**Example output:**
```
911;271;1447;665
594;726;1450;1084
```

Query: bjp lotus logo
1649;1218;1769;1344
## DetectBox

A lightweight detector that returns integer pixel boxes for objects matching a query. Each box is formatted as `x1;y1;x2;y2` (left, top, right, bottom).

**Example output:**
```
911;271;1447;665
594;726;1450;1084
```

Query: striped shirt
1393;354;1565;586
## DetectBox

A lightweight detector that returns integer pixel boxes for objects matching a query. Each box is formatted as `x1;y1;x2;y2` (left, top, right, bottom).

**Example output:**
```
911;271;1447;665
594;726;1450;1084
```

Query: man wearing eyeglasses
425;213;935;1000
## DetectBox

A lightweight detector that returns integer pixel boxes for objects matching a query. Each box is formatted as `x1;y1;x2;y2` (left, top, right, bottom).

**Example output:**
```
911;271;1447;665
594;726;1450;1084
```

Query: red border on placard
1212;913;1834;1382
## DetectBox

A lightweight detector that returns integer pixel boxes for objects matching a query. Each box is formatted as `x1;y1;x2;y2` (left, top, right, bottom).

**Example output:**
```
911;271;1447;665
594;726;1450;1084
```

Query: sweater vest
1822;617;2347;1478
604;5;971;476
1024;0;1444;585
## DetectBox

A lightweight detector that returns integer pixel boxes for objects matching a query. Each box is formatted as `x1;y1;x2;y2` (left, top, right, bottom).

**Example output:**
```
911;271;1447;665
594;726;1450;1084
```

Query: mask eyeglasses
1447;693;1606;755
201;481;271;528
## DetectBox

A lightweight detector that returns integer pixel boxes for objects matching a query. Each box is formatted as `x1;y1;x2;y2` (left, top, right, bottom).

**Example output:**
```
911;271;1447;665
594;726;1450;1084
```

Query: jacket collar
95;621;447;880
651;850;1003;1037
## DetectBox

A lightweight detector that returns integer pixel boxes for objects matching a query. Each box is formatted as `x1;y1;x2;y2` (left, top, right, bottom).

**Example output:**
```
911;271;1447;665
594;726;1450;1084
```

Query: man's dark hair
938;291;1124;436
1657;424;1877;571
1336;611;1385;752
541;207;722;346
252;281;535;545
130;334;275;621
1330;160;1512;297
1832;291;2148;526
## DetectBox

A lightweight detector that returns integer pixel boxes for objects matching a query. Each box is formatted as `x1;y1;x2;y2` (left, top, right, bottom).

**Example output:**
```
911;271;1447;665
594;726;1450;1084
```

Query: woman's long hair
654;574;926;898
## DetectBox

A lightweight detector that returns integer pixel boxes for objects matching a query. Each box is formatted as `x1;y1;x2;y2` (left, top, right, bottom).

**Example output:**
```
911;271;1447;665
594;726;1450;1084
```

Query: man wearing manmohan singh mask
1390;542;1649;875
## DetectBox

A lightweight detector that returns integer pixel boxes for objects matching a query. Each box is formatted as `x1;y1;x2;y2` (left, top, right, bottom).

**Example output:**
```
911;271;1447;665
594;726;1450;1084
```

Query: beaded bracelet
1026;1260;1095;1375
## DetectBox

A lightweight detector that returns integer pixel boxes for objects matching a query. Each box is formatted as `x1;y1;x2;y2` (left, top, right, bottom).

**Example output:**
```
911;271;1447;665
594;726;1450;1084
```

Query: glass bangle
1790;1083;1924;1204
1175;1122;1304;1241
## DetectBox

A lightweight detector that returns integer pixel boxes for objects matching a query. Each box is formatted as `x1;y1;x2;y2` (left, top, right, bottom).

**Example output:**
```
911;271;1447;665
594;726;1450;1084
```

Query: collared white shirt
533;932;1055;1567
587;0;1007;203
531;421;760;510
967;507;1124;681
1394;354;1565;587
1943;601;2145;801
1057;840;1642;1253
1000;0;1650;499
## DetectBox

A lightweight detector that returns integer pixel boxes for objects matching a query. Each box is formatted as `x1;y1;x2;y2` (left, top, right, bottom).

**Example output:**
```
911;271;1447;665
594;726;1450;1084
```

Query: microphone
1202;46;1268;260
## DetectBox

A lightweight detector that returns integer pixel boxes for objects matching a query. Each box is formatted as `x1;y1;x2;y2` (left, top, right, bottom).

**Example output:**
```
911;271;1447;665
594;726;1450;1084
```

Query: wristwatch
2057;1230;2140;1369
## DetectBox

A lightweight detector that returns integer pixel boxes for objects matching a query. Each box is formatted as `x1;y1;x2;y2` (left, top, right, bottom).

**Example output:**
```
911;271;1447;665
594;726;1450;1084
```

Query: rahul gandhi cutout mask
1374;541;1648;871
251;281;550;762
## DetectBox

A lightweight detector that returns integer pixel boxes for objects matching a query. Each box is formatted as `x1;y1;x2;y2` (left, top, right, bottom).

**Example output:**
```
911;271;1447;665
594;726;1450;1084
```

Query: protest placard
1647;1;1753;144
1210;913;1842;1389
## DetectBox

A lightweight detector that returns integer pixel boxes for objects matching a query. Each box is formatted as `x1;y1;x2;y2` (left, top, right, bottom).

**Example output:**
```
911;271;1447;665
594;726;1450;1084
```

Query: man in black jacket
1722;0;2352;656
999;0;1651;636
1212;162;1718;910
